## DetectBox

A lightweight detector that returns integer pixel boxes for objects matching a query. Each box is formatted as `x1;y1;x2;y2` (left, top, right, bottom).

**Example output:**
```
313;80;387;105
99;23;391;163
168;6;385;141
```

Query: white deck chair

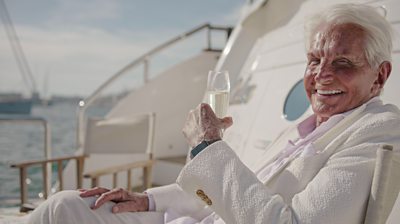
84;113;155;155
83;113;156;190
364;144;400;224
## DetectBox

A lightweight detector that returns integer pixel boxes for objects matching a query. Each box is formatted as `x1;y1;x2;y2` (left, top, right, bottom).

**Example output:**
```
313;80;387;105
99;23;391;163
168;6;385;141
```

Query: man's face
304;23;382;124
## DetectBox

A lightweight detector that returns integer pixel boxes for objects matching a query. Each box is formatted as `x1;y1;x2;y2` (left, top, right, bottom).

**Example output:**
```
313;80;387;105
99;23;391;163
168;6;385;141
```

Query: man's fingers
79;187;109;197
220;116;233;129
92;188;124;209
183;103;232;147
112;200;146;213
200;103;218;120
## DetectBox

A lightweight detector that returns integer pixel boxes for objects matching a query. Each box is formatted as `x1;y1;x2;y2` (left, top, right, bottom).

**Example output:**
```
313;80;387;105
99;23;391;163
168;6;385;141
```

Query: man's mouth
316;89;344;96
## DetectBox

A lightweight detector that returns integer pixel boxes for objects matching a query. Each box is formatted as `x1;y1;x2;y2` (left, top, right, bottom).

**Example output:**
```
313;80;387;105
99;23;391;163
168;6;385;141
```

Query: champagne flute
204;70;230;118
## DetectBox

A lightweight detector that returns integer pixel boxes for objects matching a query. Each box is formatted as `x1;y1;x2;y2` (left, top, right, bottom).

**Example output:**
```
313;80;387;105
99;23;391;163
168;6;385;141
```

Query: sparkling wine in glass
204;70;230;118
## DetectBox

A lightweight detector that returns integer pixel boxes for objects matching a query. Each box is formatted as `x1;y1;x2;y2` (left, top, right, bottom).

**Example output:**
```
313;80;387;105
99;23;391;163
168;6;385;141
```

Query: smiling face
304;23;390;125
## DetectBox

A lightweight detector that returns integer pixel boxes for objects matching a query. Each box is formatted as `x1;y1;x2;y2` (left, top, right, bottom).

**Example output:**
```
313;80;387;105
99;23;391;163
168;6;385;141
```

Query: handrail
0;116;51;154
0;115;53;201
76;23;233;148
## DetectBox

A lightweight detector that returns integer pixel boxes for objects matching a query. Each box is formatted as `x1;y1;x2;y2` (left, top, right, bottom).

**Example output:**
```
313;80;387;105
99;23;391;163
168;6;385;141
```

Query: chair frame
82;112;156;190
10;112;156;212
364;144;400;224
10;155;87;212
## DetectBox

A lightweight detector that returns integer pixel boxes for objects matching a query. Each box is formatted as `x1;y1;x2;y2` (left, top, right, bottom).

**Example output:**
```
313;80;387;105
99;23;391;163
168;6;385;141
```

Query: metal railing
76;23;233;148
0;115;52;160
0;115;52;205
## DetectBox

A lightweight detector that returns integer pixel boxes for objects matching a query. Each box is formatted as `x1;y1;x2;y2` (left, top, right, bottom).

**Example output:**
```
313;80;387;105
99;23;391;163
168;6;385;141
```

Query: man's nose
314;63;334;83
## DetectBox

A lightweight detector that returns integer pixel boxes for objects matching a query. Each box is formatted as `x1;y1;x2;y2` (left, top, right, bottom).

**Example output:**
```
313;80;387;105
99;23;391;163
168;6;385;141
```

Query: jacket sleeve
177;141;296;224
176;137;398;224
146;183;212;220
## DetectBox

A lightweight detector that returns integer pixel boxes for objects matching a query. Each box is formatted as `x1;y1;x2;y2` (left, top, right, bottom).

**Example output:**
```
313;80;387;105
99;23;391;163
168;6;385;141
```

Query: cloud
0;24;164;96
0;0;243;96
48;0;121;26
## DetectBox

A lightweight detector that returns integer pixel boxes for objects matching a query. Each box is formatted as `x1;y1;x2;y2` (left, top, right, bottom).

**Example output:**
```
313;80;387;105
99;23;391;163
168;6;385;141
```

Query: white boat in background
6;0;400;222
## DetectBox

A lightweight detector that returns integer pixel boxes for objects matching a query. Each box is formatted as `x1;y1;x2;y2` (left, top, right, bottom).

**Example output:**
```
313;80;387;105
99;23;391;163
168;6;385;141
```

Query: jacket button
196;189;212;206
196;189;205;196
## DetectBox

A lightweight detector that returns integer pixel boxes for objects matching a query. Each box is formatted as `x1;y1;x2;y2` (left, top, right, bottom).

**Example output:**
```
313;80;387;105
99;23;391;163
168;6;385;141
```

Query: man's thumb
220;116;233;129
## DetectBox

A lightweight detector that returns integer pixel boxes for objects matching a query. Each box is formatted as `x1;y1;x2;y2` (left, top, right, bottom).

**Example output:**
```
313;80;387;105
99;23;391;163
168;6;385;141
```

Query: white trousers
27;190;164;224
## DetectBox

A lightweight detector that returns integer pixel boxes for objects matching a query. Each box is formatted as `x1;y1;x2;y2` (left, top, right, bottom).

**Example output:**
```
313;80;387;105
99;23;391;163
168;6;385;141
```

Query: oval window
283;79;310;121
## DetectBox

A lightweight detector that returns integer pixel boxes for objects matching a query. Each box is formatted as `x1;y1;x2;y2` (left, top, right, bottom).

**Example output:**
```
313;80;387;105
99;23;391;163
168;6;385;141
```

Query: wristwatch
190;139;221;159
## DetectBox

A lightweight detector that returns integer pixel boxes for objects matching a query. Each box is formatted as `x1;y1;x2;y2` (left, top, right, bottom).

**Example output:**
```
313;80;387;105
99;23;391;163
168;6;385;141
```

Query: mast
0;0;38;96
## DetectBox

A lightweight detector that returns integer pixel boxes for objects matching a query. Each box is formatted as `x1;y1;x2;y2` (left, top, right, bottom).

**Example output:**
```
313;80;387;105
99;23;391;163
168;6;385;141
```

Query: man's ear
373;61;392;95
377;61;392;86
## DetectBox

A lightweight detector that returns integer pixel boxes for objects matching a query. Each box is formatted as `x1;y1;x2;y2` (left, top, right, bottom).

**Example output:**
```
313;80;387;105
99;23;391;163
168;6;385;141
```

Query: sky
0;0;245;97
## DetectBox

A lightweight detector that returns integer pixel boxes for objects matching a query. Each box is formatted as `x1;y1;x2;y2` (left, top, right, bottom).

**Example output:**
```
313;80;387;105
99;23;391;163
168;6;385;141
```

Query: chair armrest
10;154;88;212
10;155;87;168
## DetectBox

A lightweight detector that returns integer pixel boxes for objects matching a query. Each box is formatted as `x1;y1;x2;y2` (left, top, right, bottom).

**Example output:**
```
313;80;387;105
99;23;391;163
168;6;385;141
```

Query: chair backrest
364;145;400;224
83;113;156;157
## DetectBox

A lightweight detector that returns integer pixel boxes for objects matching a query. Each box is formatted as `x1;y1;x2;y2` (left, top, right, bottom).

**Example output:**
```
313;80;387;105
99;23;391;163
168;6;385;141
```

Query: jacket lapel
252;125;299;174
260;102;369;185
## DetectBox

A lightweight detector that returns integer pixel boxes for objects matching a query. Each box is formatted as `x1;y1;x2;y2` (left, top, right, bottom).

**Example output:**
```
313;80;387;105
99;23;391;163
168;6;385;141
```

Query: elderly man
29;3;400;224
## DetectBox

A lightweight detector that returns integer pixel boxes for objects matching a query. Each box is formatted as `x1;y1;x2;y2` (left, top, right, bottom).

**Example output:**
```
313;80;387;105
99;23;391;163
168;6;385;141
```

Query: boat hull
0;99;32;114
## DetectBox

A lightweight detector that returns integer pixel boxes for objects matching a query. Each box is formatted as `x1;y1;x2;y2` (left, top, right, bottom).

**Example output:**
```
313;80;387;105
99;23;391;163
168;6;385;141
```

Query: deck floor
0;207;29;224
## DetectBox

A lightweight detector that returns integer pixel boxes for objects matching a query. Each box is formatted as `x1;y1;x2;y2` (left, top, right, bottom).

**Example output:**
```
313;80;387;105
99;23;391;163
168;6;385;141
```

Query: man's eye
334;59;352;66
308;59;320;65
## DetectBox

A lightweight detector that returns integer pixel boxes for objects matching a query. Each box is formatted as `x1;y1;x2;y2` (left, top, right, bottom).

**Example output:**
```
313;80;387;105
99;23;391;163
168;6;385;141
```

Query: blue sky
0;0;245;97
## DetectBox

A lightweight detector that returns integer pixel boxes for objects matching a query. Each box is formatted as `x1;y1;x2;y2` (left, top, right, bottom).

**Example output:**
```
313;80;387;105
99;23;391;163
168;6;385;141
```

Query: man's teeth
317;90;343;95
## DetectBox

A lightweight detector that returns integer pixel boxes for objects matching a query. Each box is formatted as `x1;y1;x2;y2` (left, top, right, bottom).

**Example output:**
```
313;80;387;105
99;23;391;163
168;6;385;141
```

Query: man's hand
182;103;233;148
79;187;149;213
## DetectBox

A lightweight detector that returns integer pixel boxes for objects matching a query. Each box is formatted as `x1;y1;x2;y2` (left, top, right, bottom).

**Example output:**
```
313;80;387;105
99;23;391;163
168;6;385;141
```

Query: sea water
0;101;109;207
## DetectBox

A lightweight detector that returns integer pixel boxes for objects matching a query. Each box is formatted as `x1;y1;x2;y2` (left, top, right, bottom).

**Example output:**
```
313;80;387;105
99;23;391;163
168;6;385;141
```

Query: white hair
305;3;393;69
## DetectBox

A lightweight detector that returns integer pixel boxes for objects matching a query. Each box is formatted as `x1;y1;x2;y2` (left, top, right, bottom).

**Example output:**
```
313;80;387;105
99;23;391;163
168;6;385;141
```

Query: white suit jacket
147;100;400;224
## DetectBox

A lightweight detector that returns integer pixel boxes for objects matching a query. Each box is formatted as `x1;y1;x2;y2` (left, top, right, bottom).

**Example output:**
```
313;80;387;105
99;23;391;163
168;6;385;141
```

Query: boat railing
0;115;52;210
0;115;52;161
77;23;233;149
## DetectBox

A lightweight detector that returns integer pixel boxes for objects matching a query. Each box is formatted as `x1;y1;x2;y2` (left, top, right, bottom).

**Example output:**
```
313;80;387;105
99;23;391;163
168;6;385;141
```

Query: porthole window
283;79;310;121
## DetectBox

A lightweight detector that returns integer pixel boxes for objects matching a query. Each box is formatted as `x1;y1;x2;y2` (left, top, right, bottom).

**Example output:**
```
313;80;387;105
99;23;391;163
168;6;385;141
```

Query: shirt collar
297;96;381;139
297;114;316;138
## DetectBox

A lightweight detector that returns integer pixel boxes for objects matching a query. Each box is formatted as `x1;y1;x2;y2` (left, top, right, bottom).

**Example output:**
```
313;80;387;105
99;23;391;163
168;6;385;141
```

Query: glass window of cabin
283;79;310;121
